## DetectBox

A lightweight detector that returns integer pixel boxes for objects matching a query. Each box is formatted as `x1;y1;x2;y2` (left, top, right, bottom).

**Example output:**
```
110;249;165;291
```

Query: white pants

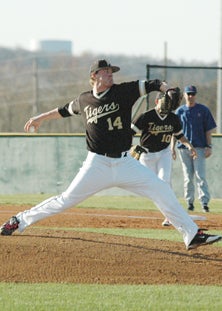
140;146;172;185
17;151;198;247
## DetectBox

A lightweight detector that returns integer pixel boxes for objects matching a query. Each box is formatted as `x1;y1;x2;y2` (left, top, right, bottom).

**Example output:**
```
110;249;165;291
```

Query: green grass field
0;195;222;311
0;283;222;311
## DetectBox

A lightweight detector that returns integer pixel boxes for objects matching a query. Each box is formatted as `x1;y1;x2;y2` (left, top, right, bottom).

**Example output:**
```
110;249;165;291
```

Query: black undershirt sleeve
175;133;184;140
145;79;162;93
58;103;72;117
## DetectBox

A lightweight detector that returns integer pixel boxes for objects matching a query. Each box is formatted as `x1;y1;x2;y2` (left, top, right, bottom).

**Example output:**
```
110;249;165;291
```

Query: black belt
97;151;127;158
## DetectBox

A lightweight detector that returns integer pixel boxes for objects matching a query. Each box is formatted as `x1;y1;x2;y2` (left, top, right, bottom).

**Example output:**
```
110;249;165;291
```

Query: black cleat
202;205;209;213
188;203;194;211
162;219;172;226
0;216;19;235
187;229;222;250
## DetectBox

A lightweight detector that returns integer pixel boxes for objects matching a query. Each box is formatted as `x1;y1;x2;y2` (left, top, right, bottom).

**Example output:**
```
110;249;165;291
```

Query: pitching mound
0;207;221;285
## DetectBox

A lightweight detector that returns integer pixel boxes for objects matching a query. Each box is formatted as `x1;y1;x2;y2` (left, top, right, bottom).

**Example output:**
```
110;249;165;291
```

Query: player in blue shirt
172;85;216;212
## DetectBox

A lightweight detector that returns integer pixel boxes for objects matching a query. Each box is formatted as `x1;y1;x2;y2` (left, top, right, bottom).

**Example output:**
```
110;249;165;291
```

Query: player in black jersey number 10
131;91;197;226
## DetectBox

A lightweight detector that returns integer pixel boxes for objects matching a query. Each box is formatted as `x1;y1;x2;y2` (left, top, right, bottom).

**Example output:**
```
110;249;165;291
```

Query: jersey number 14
107;117;123;131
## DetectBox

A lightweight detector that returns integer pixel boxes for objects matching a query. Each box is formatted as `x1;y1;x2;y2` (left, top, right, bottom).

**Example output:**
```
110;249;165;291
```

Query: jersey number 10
161;134;172;143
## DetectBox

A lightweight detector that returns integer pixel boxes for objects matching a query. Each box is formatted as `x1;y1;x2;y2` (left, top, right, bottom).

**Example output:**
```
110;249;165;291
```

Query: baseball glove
130;145;147;160
159;87;182;114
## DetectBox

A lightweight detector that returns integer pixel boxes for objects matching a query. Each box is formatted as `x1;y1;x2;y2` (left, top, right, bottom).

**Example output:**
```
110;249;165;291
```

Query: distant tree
0;47;218;132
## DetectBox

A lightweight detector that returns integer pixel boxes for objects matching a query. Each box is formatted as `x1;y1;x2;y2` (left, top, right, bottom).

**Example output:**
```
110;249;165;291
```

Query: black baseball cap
90;59;120;74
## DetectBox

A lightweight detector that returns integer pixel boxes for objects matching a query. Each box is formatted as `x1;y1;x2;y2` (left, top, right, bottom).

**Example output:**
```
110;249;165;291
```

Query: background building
39;39;72;55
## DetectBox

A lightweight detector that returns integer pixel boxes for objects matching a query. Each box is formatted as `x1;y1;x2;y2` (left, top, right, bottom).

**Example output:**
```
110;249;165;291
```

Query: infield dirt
0;206;221;285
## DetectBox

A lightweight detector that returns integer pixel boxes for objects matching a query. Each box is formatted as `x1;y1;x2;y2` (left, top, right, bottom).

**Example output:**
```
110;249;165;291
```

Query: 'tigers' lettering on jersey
84;102;120;124
148;122;174;135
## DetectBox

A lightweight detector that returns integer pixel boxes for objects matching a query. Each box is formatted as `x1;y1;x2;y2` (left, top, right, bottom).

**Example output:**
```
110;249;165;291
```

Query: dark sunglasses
187;92;196;96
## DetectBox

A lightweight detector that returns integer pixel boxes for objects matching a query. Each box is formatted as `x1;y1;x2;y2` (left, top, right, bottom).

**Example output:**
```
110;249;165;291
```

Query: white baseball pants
139;146;172;185
16;151;198;247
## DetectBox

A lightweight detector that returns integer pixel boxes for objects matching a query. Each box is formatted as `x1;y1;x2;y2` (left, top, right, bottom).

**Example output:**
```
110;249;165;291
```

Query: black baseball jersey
58;80;162;154
132;109;183;152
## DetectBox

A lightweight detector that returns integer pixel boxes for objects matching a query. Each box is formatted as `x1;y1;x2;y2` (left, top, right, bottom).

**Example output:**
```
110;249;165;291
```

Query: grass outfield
0;283;222;311
0;195;222;310
0;194;222;213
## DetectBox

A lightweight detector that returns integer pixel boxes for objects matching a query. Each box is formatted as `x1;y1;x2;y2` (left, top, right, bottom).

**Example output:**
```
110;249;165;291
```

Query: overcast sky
0;0;221;63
